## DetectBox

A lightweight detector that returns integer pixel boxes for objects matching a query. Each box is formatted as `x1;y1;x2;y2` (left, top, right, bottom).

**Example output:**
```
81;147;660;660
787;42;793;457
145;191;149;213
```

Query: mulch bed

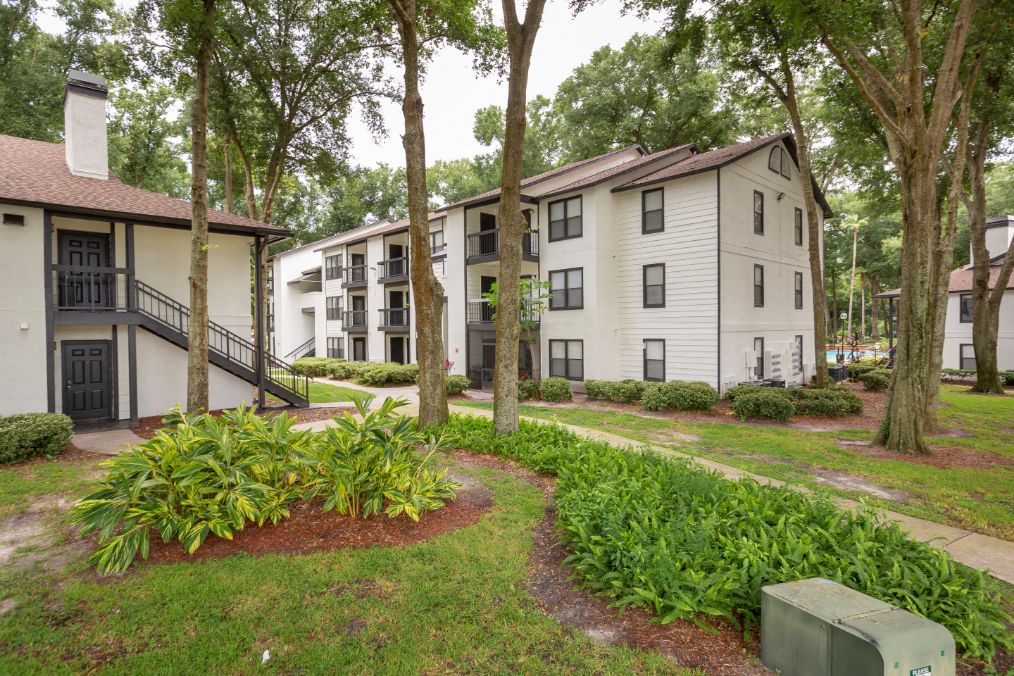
130;406;354;440
838;439;1014;470
140;481;493;565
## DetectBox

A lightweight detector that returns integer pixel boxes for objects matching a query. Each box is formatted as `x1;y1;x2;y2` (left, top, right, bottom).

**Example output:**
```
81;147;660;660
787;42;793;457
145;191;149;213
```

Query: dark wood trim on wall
716;168;722;392
128;324;138;425
43;210;55;412
125;222;135;310
110;326;119;420
254;235;266;409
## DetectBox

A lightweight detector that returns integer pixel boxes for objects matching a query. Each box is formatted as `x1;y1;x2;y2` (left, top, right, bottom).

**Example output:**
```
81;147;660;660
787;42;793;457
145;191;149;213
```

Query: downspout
254;234;266;408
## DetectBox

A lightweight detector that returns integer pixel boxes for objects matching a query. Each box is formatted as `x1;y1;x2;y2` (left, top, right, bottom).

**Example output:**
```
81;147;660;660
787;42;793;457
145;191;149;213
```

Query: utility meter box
761;578;955;676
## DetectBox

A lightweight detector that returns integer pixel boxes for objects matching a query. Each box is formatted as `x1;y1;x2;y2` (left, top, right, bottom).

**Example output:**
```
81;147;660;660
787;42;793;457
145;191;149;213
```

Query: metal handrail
343;265;367;284
466;299;540;324
377;257;408;280
284;336;316;360
378;307;410;327
342;309;367;327
465;228;539;258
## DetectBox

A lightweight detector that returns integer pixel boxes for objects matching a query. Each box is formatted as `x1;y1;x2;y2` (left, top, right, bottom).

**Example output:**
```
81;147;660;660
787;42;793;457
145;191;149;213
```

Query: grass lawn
454;386;1014;539
0;457;99;520
0;460;693;674
266;379;365;405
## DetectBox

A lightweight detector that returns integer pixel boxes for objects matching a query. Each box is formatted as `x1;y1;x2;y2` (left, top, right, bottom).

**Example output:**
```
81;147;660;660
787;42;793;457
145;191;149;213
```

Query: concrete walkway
72;428;147;456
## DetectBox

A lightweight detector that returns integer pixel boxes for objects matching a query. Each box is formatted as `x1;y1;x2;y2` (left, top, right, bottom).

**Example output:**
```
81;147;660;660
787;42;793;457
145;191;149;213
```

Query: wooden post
254;235;266;409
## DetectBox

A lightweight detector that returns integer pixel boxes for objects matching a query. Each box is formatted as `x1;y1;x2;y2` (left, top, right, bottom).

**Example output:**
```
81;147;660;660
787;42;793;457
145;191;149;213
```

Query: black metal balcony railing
465;229;539;260
343;265;367;286
466;300;540;325
53;266;129;310
342;309;367;328
378;307;410;329
377;257;408;281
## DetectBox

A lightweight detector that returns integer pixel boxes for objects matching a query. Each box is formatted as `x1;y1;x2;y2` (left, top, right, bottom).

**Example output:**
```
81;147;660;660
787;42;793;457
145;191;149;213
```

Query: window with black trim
430;228;445;254
642;188;664;233
549;196;582;241
326;296;340;320
769;146;790;178
754;265;764;307
549;340;583;380
753;190;764;234
327;337;344;359
959;294;972;323
549;268;583;309
754;337;765;378
794;208;803;246
794;272;804;309
960;344;976;370
643;264;665;308
794;335;804;373
644;339;665;381
325;254;342;279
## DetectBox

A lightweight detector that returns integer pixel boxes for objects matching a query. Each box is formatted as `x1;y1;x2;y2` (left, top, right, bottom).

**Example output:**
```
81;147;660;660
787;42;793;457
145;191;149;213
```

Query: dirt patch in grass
130;406;354;440
0;495;89;572
138;476;492;565
837;440;1014;469
811;470;911;502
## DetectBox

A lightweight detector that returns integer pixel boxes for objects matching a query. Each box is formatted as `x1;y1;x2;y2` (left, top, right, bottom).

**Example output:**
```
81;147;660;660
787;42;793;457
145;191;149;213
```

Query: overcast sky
348;1;665;168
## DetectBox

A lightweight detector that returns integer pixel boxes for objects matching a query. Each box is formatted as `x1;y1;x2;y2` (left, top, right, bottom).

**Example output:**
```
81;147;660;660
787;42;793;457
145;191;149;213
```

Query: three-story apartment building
271;133;832;392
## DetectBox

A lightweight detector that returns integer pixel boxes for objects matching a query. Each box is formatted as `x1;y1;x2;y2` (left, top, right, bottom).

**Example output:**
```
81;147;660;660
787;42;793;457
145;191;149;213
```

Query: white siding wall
444;208;468;375
270;243;320;358
943;290;1014;370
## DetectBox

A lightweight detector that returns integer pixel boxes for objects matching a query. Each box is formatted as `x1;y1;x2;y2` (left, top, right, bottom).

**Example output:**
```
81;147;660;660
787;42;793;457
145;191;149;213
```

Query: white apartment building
270;133;831;392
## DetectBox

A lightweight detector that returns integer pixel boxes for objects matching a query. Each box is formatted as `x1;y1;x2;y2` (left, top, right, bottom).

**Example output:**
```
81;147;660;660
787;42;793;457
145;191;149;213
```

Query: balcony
378;307;410;331
465;229;539;264
343;264;367;289
342;309;368;332
377;257;409;284
466;300;541;326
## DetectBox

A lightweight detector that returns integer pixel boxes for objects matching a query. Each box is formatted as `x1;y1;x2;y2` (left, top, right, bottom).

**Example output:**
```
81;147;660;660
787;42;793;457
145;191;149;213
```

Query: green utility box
761;578;955;676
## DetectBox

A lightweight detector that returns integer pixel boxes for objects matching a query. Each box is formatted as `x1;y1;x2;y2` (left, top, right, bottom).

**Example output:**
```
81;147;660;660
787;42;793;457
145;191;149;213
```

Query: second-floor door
58;231;111;309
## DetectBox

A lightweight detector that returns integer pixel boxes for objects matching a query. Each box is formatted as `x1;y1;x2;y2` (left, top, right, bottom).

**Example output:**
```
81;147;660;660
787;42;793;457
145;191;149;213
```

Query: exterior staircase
134;281;309;407
284;336;316;361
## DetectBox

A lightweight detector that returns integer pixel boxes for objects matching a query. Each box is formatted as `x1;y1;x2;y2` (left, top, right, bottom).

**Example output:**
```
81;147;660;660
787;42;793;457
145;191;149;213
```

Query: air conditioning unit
762;578;955;676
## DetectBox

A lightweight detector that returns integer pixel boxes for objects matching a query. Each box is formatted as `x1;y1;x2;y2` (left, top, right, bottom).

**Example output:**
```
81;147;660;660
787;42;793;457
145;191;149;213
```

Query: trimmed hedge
328;361;372;380
518;379;537;401
642;381;719;412
443;414;1013;659
722;384;783;403
0;413;73;464
540;377;573;403
793;387;863;416
355;363;419;386
292;357;344;377
731;390;795;421
585;379;645;403
860;369;890;391
446;375;471;395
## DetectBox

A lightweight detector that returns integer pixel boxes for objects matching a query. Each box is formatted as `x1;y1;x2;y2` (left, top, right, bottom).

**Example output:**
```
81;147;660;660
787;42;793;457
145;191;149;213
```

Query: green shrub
1002;371;1014;386
0;413;73;464
793;387;864;416
585;379;645;403
847;362;880;379
70;398;457;575
860;369;890;391
445;375;471;395
540;377;573;403
642;381;719;412
292;357;343;377
732;390;795;421
518;379;537;401
443;414;1014;659
722;384;791;403
355;363;419;386
328;360;372;380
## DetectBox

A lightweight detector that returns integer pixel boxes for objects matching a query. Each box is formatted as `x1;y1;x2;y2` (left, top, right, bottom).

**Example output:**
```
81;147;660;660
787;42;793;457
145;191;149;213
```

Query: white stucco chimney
978;215;1014;262
64;70;109;180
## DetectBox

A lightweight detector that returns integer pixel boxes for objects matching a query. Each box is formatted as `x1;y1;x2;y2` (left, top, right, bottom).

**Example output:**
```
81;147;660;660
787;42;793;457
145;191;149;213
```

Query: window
643;264;665;308
753;191;764;235
960;294;972;323
781;149;791;178
549;340;583;380
642;188;664;234
794;272;804;309
326;296;340;320
754;265;765;307
794;208;804;246
549;268;583;309
644;339;665;381
549;196;582;241
960;344;976;371
327;337;344;359
794;335;804;373
325;254;342;280
430;229;445;254
754;337;765;378
768;145;790;178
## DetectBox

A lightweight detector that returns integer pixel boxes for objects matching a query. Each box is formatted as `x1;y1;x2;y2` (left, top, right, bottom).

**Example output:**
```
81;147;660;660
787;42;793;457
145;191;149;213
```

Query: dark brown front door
390;337;406;364
62;341;112;421
352;337;367;361
479;213;497;254
58;231;111;309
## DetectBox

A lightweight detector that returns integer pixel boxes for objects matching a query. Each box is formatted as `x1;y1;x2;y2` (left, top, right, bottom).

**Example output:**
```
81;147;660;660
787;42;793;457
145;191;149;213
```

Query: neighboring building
272;133;829;392
0;71;308;424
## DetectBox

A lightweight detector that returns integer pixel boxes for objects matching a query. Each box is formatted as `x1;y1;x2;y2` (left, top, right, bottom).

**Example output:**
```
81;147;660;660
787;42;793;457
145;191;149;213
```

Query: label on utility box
910;667;931;676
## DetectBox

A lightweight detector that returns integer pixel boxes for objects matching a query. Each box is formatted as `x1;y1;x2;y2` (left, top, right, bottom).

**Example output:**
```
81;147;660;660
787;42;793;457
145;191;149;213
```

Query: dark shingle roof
0;135;288;237
539;144;696;199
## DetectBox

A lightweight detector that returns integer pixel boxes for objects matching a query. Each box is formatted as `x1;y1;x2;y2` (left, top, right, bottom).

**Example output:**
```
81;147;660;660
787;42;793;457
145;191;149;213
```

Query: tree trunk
492;0;546;435
847;224;858;338
869;278;880;340
830;270;838;336
187;0;215;413
223;140;234;214
390;0;448;426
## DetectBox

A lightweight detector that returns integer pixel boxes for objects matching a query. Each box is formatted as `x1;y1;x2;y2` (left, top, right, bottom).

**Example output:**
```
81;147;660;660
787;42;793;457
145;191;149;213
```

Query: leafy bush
732;390;795;421
642;381;719;412
445;375;471;395
71;398;457;575
292;357;343;377
443;414;1014;659
518;379;537;401
847;362;880;379
0;413;73;464
793;387;864;416
860;369;890;391
540;377;573;403
722;384;785;403
355;363;419;386
1002;371;1014;386
328;360;372;380
585;379;645;403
